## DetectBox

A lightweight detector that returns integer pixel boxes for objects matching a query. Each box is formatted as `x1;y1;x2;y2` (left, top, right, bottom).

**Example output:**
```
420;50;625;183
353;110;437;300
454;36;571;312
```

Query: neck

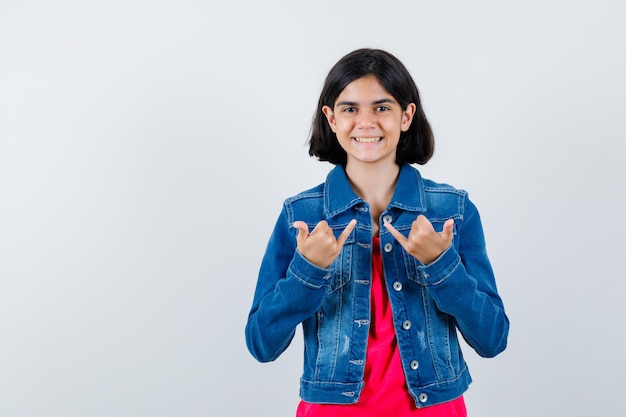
345;162;400;233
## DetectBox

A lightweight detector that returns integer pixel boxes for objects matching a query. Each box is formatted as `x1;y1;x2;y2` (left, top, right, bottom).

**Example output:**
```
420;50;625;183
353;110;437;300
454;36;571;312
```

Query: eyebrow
335;98;396;107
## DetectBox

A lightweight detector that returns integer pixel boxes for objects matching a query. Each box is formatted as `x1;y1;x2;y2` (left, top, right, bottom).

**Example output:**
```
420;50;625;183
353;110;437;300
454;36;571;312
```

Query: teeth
354;137;381;143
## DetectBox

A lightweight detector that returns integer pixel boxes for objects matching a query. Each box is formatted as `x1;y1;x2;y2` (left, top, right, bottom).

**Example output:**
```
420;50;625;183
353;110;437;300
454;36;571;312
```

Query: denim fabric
245;164;509;408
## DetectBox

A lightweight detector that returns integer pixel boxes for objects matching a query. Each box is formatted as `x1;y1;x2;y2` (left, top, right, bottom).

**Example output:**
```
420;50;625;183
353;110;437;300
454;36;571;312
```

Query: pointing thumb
442;219;454;241
293;221;309;245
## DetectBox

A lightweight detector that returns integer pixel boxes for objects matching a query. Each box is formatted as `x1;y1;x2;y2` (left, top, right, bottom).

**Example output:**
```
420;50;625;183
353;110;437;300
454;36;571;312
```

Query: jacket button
393;281;403;291
410;360;419;370
402;320;411;330
384;243;393;253
419;393;428;403
382;214;392;224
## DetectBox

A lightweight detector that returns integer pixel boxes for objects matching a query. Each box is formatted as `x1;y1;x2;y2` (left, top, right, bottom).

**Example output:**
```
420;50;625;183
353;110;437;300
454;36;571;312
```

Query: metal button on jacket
393;281;403;291
419;393;428;403
402;320;411;330
384;243;393;253
410;360;419;370
382;214;393;224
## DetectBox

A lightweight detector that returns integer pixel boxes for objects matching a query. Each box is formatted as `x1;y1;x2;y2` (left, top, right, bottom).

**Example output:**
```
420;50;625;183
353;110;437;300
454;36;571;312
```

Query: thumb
441;219;454;241
293;221;309;245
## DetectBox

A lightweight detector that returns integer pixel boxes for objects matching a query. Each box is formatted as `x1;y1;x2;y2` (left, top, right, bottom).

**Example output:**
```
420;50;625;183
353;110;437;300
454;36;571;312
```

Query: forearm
245;250;331;362
419;245;509;358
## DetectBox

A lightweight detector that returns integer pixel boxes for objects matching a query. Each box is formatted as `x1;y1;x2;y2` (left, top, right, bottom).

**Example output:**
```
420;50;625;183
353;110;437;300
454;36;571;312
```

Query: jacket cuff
418;244;462;286
287;250;333;289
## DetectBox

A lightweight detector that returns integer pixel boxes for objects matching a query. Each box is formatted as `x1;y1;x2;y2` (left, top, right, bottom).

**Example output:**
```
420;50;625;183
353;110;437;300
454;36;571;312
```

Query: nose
356;110;376;128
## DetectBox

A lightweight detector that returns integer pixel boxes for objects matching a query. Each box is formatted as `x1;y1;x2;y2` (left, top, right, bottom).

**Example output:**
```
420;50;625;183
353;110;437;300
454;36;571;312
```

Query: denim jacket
245;164;509;408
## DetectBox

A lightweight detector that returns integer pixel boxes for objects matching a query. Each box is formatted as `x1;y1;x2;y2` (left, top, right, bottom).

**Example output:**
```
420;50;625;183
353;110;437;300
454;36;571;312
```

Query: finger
293;221;310;245
310;220;329;234
383;220;408;245
441;218;454;240
415;214;435;233
336;219;357;246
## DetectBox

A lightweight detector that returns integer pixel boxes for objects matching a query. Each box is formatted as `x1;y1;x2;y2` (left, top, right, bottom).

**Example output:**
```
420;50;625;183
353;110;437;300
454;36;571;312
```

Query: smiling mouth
354;137;382;143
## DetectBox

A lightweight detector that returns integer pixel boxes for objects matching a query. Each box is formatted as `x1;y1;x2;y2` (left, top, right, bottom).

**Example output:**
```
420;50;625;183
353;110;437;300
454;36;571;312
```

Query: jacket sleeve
419;198;509;358
245;207;332;363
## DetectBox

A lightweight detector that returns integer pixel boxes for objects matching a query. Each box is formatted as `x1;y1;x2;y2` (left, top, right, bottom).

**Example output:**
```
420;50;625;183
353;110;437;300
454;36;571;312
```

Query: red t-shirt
296;238;466;417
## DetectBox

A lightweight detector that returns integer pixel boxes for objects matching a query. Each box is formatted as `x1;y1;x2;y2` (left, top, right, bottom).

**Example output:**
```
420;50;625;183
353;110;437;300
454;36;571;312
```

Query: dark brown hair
309;48;434;166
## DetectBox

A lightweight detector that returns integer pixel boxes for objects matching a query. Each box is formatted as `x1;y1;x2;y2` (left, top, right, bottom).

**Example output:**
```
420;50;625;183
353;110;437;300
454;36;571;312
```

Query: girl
245;48;509;416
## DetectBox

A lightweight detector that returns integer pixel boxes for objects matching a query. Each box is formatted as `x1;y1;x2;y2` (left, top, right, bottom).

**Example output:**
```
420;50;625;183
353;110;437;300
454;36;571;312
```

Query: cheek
333;123;350;137
338;129;353;141
338;125;351;134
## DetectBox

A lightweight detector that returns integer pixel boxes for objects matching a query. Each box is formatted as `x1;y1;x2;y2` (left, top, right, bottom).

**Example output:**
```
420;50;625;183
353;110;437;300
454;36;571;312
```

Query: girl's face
322;75;415;168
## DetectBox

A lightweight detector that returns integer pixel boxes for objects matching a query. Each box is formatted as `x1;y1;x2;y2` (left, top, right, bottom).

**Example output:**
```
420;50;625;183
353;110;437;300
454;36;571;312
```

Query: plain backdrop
1;1;625;416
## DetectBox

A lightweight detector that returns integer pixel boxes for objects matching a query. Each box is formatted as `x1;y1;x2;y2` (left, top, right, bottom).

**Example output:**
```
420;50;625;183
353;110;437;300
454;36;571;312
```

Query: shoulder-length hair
309;48;434;166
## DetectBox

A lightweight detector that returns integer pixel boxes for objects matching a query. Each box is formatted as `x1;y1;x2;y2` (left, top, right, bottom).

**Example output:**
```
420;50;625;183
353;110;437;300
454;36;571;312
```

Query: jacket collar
324;164;426;218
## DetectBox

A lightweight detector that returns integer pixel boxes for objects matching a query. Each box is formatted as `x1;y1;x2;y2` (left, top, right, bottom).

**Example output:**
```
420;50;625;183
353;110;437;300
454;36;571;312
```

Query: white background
1;1;625;416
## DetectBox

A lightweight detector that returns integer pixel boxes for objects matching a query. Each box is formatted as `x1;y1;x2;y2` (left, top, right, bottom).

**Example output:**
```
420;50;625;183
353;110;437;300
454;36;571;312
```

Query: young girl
245;48;509;416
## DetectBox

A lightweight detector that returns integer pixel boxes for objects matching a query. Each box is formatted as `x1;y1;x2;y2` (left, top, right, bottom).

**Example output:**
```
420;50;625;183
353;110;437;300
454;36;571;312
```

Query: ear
322;105;337;133
401;103;417;132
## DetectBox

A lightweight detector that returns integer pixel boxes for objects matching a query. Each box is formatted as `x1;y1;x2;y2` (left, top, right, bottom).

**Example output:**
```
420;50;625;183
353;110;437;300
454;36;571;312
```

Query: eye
376;105;390;112
342;106;357;113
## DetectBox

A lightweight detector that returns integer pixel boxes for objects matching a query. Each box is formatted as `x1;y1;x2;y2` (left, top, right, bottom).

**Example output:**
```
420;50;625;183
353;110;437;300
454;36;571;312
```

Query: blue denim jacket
245;164;509;408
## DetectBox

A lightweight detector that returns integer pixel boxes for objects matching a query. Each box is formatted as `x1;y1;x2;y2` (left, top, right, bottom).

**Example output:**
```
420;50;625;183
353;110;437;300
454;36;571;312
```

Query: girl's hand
293;219;357;268
384;215;454;265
